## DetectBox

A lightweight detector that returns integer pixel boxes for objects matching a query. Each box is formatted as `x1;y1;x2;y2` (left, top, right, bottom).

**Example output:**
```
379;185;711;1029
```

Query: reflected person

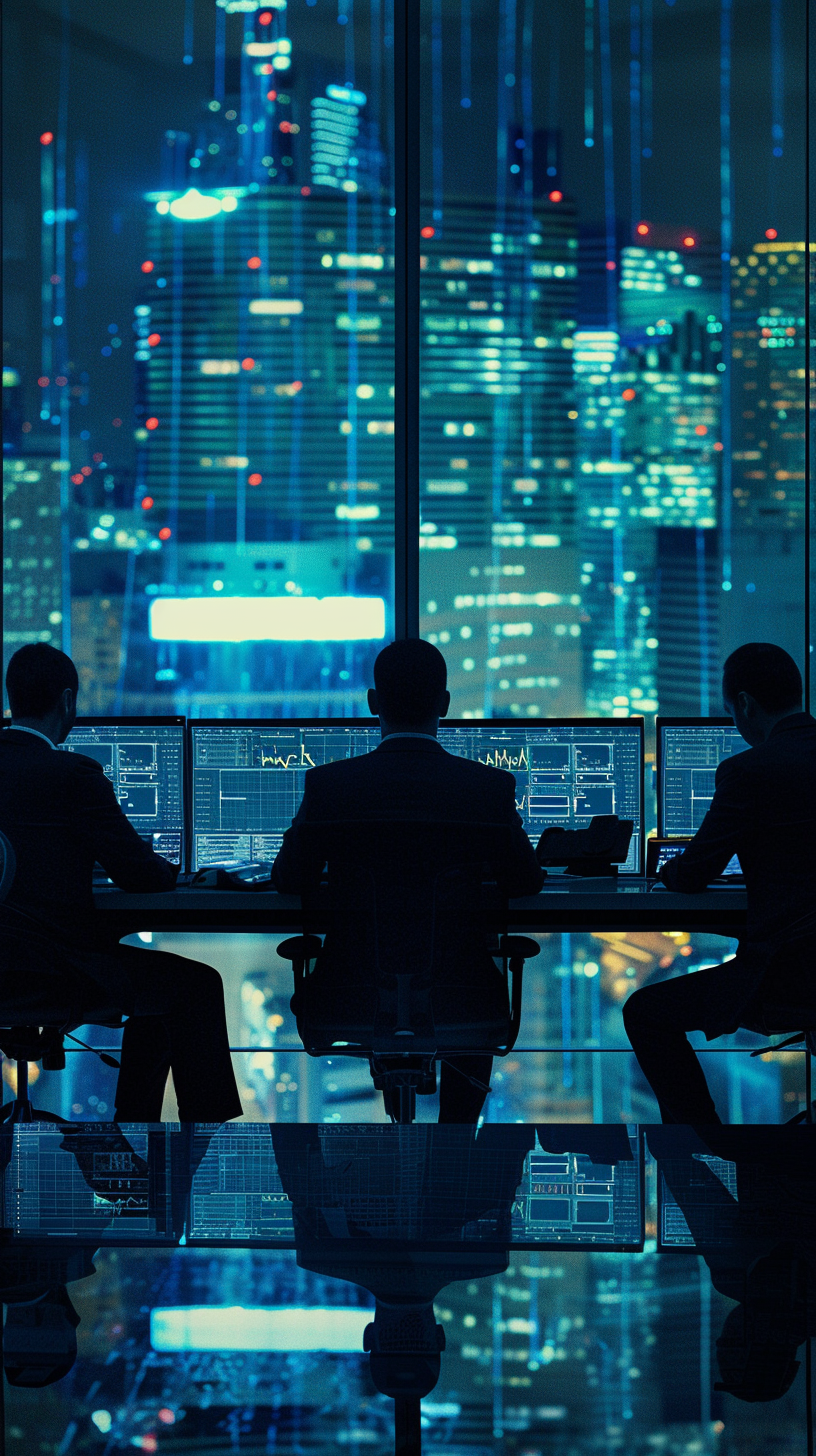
648;1126;815;1402
624;643;816;1122
0;643;242;1123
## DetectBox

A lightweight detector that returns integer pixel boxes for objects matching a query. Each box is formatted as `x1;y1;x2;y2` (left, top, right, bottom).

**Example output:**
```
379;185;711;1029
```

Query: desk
94;880;747;939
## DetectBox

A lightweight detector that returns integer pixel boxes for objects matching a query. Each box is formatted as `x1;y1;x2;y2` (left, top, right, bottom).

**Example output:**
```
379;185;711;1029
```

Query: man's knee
622;985;653;1039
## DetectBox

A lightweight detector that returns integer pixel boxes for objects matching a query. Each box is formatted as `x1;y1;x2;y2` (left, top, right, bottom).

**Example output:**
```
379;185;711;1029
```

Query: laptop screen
62;718;185;865
657;718;749;837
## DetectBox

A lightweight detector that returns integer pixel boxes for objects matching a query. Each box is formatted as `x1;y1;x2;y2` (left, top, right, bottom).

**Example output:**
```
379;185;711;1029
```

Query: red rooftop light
420;226;435;238
145;417;159;430
548;190;563;202
683;235;696;247
636;222;649;236
40;132;53;145
148;333;161;347
259;9;274;22
248;472;263;486
141;496;154;510
765;227;778;240
158;526;172;540
141;261;155;273
247;256;262;270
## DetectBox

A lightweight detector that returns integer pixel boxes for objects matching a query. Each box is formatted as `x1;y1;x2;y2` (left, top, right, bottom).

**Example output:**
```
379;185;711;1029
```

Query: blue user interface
63;719;185;864
438;719;644;872
658;719;749;837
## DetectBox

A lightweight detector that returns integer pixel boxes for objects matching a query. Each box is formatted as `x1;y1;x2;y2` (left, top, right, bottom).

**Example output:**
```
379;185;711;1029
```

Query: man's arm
75;757;179;891
660;754;745;893
489;773;546;897
270;775;327;894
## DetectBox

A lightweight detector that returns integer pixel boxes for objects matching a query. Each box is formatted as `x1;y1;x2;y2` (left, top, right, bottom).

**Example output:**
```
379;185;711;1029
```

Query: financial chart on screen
657;718;749;837
189;720;381;870
62;718;185;864
438;719;644;872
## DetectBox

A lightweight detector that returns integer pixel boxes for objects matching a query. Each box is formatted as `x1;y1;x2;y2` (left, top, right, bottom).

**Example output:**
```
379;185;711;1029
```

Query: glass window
3;2;394;718
418;0;807;722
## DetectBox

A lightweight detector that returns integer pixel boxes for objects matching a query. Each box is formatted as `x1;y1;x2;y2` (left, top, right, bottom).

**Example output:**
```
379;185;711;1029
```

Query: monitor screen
438;719;644;872
657;718;750;837
189;720;381;870
62;718;185;865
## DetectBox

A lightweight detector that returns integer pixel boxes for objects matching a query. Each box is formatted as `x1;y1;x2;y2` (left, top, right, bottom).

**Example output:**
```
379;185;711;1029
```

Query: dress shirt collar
378;732;440;743
5;724;57;749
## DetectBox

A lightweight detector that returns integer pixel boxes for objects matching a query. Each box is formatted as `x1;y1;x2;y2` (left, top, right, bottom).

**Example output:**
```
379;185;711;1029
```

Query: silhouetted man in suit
0;643;242;1124
624;643;816;1122
271;639;544;1122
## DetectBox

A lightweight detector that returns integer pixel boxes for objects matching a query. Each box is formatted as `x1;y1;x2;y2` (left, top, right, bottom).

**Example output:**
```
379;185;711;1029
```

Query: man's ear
61;687;76;717
439;689;451;721
367;688;379;717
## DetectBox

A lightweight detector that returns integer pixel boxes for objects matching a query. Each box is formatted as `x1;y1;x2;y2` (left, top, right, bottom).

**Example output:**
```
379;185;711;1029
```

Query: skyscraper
418;194;584;719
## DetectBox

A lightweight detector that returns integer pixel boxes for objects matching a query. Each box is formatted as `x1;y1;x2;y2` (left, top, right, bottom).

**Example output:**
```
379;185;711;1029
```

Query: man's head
722;642;803;747
5;643;78;744
368;639;450;735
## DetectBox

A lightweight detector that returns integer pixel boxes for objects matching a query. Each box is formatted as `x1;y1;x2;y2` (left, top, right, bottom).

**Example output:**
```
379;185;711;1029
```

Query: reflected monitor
189;719;381;870
438;718;644;873
657;1154;739;1250
62;717;185;865
656;717;750;838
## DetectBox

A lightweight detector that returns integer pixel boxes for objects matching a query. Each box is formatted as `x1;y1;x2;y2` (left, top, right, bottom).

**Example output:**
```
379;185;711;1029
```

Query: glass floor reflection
1;1125;812;1453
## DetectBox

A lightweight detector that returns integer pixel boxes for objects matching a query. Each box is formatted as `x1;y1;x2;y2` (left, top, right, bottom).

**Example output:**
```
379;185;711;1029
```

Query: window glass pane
3;2;393;718
419;0;807;723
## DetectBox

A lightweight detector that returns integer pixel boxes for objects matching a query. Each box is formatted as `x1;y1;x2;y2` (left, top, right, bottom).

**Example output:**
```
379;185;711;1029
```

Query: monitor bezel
655;715;742;839
65;716;187;867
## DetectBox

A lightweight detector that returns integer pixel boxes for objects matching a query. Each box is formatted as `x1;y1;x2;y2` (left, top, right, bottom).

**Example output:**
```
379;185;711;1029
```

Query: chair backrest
301;818;510;1003
0;830;17;906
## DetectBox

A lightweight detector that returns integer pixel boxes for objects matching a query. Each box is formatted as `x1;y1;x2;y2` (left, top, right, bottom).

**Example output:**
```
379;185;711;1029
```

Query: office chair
0;829;122;1124
276;820;540;1123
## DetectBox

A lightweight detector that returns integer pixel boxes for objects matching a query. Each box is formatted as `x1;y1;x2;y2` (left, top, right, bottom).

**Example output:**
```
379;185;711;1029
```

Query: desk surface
94;879;746;936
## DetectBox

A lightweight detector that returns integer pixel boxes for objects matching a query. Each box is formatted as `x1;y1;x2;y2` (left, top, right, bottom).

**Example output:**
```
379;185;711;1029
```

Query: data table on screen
61;719;185;864
657;719;750;837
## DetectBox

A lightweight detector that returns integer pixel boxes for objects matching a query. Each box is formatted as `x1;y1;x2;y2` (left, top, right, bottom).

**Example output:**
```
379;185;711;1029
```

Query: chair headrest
0;831;17;905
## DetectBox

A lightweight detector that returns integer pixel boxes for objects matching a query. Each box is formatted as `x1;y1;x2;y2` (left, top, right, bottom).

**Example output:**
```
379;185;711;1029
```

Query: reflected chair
0;829;122;1124
276;820;540;1123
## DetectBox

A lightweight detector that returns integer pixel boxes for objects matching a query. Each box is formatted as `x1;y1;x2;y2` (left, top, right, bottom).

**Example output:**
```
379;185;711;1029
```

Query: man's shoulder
304;745;514;792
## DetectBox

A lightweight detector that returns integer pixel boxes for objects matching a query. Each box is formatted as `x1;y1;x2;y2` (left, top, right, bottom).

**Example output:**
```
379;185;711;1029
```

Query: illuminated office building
122;187;393;712
730;239;808;529
419;195;584;719
2;455;66;679
574;246;724;716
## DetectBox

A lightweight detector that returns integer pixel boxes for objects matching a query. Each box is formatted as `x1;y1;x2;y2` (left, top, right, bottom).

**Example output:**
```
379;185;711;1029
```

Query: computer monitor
656;717;750;838
188;719;382;870
438;718;645;873
62;717;186;865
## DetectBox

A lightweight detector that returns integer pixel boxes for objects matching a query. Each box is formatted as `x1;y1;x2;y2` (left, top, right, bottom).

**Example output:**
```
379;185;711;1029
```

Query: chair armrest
276;935;323;963
498;936;539;1054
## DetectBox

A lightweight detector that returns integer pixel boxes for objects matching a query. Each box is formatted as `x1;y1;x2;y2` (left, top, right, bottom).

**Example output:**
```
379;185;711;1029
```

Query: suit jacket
271;733;544;900
0;728;177;944
660;712;816;947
